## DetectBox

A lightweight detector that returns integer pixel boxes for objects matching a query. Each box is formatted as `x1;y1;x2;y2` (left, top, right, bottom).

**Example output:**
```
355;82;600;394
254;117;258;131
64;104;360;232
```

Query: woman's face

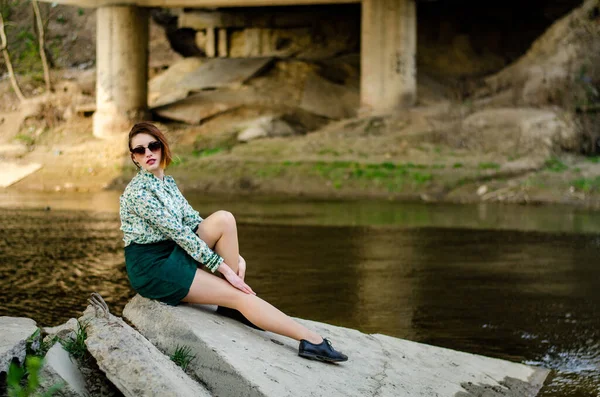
130;133;163;173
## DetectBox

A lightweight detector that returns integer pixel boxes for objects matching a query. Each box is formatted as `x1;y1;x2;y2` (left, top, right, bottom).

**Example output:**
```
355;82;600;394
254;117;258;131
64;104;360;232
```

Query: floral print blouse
119;168;223;273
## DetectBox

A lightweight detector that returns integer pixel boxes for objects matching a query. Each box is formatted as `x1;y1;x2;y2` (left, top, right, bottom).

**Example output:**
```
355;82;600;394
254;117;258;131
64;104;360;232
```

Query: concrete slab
153;89;258;124
123;295;550;397
39;343;87;397
177;57;273;92
300;73;358;119
80;304;211;397
148;57;204;107
0;317;38;373
0;144;28;158
0;162;42;188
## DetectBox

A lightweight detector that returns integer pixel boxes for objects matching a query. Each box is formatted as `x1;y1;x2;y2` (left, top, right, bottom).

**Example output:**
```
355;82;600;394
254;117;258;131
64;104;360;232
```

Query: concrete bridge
40;0;416;138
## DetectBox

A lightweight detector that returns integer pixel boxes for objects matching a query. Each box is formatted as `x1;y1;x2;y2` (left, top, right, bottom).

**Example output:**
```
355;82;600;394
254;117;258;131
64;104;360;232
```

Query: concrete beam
94;6;149;138
178;8;355;30
360;0;417;113
38;0;358;8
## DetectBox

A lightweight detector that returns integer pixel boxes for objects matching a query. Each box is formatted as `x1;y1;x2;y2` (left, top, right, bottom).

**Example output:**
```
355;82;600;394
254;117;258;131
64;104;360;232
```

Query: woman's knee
214;210;236;229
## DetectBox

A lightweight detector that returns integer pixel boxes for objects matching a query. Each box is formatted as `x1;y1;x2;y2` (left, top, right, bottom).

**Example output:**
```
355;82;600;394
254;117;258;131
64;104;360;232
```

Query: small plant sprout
170;345;196;371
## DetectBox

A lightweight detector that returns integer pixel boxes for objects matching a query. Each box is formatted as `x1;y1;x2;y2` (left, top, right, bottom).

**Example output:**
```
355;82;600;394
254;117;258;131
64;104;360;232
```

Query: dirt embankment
0;0;599;208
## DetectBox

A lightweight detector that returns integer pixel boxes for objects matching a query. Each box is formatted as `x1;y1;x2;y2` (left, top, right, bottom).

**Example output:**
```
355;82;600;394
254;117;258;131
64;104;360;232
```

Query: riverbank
2;106;600;210
1;0;599;208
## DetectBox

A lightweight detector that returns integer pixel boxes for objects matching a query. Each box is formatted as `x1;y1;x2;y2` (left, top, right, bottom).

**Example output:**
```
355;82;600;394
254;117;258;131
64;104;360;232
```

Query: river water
0;191;598;396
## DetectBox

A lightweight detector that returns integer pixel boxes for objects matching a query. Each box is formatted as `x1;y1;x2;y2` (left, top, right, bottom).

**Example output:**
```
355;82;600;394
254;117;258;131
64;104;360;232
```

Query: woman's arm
132;188;223;272
217;261;255;295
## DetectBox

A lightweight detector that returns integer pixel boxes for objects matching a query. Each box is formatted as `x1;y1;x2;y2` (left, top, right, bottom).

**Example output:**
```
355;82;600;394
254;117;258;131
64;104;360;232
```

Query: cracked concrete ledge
80;305;211;397
0;317;38;373
123;295;550;397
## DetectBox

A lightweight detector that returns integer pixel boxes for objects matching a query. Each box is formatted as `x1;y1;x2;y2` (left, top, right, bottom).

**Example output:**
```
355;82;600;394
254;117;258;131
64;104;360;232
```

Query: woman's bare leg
196;211;241;274
183;269;323;344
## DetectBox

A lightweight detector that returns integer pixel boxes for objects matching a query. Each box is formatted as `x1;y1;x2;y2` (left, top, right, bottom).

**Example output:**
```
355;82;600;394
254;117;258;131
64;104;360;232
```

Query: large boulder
477;0;600;107
237;115;299;142
0;317;37;373
458;108;579;157
124;295;549;397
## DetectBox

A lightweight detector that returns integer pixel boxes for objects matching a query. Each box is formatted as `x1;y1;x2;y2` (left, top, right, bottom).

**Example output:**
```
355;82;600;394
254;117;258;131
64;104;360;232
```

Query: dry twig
0;12;25;102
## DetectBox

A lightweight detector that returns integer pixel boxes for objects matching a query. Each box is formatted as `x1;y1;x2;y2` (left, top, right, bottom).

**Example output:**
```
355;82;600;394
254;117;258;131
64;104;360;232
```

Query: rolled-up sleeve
133;188;223;272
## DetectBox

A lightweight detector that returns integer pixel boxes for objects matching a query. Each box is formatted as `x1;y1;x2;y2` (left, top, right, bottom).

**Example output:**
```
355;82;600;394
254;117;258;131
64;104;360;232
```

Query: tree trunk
32;0;51;93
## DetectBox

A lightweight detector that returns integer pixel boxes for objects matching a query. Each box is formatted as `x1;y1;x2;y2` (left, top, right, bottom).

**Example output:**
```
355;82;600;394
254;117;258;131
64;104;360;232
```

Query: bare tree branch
32;0;51;93
0;12;25;102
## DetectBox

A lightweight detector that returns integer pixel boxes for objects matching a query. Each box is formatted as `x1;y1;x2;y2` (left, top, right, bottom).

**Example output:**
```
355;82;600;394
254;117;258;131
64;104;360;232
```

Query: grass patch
477;162;501;170
311;161;433;191
170;345;196;371
192;147;225;158
545;157;569;172
453;163;463;169
14;133;35;146
412;172;433;184
586;156;600;164
60;320;89;361
317;148;341;157
255;164;284;178
571;176;600;192
170;155;188;167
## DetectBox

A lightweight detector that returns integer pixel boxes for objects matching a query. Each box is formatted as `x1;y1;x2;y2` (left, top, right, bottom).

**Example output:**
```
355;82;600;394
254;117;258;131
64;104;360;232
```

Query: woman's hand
218;262;255;295
238;255;246;280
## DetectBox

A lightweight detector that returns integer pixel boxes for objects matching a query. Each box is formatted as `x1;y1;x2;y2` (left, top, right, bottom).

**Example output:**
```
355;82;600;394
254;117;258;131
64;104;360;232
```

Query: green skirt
124;239;200;306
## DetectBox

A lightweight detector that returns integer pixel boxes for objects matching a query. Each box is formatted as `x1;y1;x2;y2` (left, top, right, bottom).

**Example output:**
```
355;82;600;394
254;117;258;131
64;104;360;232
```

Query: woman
120;122;347;363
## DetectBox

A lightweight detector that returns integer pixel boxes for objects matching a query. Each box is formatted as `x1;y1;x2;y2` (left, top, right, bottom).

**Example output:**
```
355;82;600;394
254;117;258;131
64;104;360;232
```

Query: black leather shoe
216;306;264;331
298;338;348;363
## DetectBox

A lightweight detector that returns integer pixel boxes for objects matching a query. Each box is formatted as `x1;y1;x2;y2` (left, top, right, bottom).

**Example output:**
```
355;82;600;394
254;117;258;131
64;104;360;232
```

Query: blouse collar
139;168;168;182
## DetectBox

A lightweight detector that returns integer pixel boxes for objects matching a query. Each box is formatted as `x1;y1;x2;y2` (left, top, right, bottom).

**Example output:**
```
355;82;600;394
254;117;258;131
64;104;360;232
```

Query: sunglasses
131;141;162;155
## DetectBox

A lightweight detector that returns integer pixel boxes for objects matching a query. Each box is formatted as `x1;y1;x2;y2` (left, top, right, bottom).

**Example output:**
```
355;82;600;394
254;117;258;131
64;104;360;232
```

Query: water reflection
0;208;134;322
3;190;600;234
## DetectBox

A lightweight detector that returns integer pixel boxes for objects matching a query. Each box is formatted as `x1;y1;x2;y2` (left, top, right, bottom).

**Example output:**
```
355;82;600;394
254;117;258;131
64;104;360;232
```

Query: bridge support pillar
94;6;149;138
360;0;417;113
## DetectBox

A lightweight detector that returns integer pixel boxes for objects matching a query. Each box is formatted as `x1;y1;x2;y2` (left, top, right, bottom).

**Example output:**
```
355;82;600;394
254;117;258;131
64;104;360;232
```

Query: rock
0;317;38;373
148;57;204;107
153;89;260;124
74;103;96;117
42;318;79;344
460;108;579;157
477;185;488;196
39;344;87;397
237;115;298;142
299;73;359;119
177;57;274;92
124;295;549;397
0;161;43;188
20;98;45;120
478;0;600;106
80;304;210;397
